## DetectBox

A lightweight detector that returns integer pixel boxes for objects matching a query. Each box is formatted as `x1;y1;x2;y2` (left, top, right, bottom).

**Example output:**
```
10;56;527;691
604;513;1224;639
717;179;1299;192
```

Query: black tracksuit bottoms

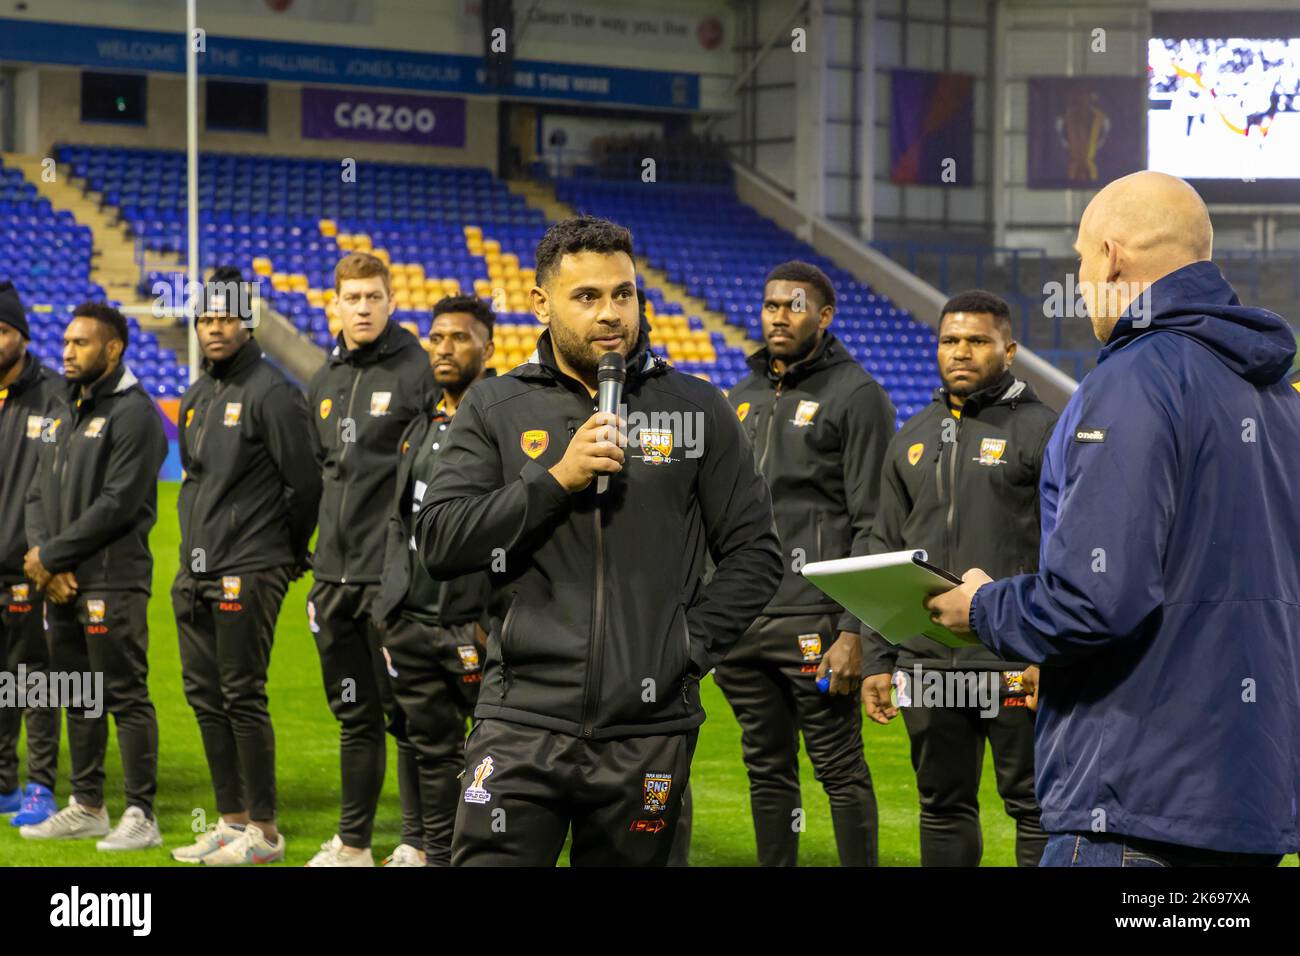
172;566;290;823
901;697;1047;867
714;612;879;867
308;580;399;849
452;718;698;867
0;584;60;793
382;614;480;865
47;590;158;815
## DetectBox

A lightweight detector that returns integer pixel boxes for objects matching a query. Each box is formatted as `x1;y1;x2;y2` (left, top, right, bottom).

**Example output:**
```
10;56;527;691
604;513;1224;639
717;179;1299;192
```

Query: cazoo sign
302;87;466;146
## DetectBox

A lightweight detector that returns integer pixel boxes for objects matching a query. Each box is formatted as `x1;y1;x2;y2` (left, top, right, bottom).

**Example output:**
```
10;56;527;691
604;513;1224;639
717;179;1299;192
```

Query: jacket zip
498;600;517;700
581;503;605;737
335;367;363;583
756;379;783;475
679;607;691;706
184;381;224;567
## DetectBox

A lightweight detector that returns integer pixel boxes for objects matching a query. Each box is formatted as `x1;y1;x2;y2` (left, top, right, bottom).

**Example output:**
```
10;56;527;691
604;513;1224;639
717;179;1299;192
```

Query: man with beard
418;215;783;866
305;252;434;867
0;281;63;828
721;260;895;867
861;290;1056;867
374;295;496;867
21;303;166;851
169;267;321;865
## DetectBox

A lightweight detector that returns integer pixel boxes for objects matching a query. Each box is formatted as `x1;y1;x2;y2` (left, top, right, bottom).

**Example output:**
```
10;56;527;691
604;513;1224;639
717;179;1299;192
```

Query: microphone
595;351;626;495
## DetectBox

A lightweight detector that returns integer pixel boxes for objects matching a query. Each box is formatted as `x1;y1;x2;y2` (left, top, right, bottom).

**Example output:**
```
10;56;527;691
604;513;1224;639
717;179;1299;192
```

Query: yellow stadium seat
319;219;337;237
252;257;273;276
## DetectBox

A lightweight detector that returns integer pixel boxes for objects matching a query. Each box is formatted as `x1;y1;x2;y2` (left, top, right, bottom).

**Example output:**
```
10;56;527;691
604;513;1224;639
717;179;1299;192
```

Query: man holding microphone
418;215;783;866
927;171;1300;865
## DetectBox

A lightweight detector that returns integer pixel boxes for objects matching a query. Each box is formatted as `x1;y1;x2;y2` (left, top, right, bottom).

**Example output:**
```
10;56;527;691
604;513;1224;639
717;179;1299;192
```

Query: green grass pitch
9;481;1275;867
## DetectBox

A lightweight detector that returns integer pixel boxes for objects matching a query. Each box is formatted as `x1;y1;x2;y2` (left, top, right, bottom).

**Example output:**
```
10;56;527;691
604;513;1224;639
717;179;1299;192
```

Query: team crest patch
12;583;29;602
185;408;196;428
464;756;495;804
221;576;241;600
736;402;750;422
457;645;480;671
319;398;332;420
907;442;925;466
26;414;44;439
791;400;819;427
797;633;822;662
520;429;549;459
223;402;242;427
975;437;1007;466
86;599;106;624
638;428;674;464
642;772;672;813
84;417;107;438
369;391;392;417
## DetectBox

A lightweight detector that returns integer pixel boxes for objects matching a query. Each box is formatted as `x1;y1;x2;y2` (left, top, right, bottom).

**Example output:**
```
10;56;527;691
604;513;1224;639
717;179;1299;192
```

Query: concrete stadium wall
22;67;499;168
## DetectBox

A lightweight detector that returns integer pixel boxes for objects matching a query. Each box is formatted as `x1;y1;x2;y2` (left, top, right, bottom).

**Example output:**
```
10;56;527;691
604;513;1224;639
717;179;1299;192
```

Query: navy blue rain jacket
972;260;1300;854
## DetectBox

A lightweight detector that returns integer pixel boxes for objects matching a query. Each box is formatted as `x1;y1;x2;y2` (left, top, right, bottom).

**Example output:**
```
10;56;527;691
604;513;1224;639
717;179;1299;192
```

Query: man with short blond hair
305;252;434;866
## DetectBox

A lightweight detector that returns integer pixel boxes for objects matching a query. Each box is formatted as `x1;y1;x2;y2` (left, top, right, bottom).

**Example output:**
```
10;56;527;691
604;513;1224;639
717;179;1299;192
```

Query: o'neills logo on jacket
1074;427;1108;443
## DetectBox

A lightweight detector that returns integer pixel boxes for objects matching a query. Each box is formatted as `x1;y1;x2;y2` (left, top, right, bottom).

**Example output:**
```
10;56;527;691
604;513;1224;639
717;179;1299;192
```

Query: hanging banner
889;69;975;186
1027;76;1142;188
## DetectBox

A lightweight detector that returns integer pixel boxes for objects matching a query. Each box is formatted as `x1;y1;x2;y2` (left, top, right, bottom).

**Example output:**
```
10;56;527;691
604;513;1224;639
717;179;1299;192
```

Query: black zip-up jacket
308;321;433;584
374;379;494;628
417;329;783;739
727;332;896;632
25;363;167;592
1;354;65;584
863;372;1058;674
178;339;321;577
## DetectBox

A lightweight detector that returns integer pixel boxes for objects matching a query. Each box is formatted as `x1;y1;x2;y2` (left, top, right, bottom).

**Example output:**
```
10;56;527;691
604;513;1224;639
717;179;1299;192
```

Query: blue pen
817;668;832;693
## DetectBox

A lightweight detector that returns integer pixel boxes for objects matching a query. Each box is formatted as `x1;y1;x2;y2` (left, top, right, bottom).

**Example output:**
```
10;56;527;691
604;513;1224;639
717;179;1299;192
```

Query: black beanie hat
0;280;29;339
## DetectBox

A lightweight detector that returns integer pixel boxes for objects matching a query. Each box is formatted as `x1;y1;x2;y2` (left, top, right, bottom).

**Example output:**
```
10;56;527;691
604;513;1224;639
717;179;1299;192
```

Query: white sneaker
203;823;285;866
171;818;245;863
19;795;110;840
96;806;163;852
304;834;374;867
382;843;425;867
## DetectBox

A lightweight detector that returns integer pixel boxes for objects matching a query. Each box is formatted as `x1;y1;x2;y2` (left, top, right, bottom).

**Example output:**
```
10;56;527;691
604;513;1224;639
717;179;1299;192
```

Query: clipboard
800;549;979;649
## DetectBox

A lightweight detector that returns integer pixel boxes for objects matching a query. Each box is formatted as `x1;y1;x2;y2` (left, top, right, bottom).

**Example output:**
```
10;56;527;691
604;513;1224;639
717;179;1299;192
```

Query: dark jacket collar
208;337;262;382
745;331;852;386
329;320;417;368
68;361;135;411
932;369;1037;416
8;352;51;396
517;327;666;394
433;367;498;417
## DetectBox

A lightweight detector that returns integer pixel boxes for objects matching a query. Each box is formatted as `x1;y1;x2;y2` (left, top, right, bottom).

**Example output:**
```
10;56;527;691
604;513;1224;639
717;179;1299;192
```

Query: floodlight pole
186;0;200;383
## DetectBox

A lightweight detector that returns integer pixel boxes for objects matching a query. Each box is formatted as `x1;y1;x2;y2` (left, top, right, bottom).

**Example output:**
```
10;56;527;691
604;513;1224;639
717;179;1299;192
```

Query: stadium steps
1;150;183;345
507;177;757;354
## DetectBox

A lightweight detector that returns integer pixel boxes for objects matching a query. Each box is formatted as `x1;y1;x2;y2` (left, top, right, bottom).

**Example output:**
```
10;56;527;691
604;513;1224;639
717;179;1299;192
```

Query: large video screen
1148;38;1300;180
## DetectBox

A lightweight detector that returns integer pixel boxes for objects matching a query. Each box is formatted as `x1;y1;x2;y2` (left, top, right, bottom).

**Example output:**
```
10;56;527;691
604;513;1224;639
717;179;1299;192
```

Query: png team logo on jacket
185;408;195;428
464;756;495;805
642;772;673;813
975;437;1007;466
223;402;242;427
520;429;549;459
791;400;819;428
736;401;750;422
83;417;107;438
86;599;108;633
369;391;392;417
26;414;44;439
319;398;332;420
907;442;925;466
638;428;674;465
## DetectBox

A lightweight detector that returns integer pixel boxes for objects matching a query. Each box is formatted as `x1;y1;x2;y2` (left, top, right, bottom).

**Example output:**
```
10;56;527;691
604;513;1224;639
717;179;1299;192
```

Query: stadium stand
0;155;186;398
54;144;942;423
